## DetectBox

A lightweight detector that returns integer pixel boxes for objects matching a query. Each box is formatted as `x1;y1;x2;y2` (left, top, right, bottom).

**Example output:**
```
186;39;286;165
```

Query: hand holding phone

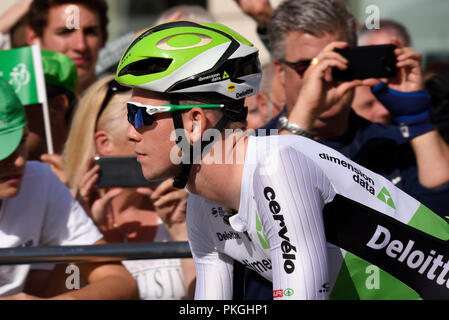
332;44;398;81
95;156;163;188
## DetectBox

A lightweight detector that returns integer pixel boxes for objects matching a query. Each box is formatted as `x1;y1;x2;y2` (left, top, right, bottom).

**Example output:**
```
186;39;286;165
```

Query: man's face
352;86;391;125
126;89;179;181
279;31;353;125
0;128;28;199
38;4;105;86
25;95;70;159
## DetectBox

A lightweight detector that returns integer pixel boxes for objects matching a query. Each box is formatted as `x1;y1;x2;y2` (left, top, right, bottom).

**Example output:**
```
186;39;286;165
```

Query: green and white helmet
115;21;262;104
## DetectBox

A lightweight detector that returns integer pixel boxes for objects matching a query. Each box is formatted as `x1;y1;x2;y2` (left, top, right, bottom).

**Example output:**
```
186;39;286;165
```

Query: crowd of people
1;0;449;300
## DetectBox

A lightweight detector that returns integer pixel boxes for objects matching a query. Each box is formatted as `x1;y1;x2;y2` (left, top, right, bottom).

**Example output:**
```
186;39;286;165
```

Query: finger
321;41;349;54
151;178;175;200
153;190;185;207
136;187;154;197
100;188;124;204
309;58;347;78
361;78;381;87
396;51;421;63
79;164;100;186
81;157;96;176
390;37;402;48
396;58;421;70
336;79;363;96
323;61;348;82
40;153;64;169
314;51;349;66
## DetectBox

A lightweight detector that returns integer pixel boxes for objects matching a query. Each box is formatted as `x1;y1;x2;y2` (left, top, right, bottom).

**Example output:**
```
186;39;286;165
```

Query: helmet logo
222;71;230;80
227;83;236;92
156;33;213;51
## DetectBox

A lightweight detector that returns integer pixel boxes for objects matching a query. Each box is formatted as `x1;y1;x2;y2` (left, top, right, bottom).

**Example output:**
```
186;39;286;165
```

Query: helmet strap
170;98;237;189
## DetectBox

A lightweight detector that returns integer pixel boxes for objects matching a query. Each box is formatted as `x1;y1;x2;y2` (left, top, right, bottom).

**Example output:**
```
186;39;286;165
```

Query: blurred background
1;0;448;67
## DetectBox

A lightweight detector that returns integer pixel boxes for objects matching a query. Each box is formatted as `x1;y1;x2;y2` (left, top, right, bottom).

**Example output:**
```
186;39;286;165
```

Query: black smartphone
332;44;398;81
94;156;163;188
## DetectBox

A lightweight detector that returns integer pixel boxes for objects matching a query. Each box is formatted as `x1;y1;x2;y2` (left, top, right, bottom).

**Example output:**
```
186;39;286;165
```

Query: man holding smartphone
267;0;449;217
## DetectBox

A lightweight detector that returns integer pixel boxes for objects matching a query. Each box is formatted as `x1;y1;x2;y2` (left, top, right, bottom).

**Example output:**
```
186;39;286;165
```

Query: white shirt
187;134;442;300
0;162;103;296
122;219;186;300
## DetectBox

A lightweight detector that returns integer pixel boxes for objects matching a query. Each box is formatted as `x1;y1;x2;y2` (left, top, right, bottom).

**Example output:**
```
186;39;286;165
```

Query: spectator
0;77;138;299
0;0;32;49
26;0;108;95
266;0;449;215
26;49;77;161
63;75;195;300
426;70;449;144
352;19;413;125
246;62;285;129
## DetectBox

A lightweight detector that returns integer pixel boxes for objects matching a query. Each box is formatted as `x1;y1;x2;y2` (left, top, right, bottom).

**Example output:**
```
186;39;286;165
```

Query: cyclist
116;21;449;300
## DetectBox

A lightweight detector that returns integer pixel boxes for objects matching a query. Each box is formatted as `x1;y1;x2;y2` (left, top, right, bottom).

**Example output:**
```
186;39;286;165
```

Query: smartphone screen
95;156;163;188
332;44;398;81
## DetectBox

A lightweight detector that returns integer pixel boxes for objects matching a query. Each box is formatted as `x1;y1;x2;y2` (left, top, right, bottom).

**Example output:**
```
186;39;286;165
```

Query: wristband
371;82;435;139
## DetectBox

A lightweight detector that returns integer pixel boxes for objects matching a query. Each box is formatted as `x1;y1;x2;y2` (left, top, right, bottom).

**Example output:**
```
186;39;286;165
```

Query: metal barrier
0;242;192;265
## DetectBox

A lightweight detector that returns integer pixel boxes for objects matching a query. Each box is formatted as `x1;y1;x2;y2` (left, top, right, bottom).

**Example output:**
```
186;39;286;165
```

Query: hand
234;0;273;27
76;157;123;226
388;39;424;92
0;0;32;33
137;178;188;240
291;41;377;131
40;153;69;187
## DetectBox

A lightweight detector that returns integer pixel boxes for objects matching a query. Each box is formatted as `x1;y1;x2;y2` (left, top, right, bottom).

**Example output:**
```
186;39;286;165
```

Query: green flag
0;44;53;153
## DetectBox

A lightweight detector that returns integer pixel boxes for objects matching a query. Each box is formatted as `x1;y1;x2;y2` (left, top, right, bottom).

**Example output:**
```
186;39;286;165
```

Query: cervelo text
264;186;296;274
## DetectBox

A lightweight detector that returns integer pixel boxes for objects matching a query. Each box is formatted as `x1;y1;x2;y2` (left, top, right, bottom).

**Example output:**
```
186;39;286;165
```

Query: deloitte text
319;153;375;194
367;225;449;289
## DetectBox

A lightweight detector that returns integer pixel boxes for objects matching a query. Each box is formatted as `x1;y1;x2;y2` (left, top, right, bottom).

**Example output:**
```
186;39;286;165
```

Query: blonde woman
63;75;195;300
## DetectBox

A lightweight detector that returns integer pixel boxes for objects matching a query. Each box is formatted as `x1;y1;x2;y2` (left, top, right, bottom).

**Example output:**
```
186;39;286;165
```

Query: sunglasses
281;59;312;77
126;101;224;129
96;80;131;126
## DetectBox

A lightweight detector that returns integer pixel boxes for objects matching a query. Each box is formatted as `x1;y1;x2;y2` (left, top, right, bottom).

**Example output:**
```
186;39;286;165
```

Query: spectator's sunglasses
281;59;312;77
126;101;224;129
96;79;131;126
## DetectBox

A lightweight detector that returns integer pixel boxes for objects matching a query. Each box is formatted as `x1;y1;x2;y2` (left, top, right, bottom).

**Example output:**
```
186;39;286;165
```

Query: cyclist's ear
182;107;208;143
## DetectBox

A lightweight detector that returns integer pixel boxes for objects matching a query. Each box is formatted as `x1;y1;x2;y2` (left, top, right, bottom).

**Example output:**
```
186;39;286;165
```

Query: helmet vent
118;57;173;77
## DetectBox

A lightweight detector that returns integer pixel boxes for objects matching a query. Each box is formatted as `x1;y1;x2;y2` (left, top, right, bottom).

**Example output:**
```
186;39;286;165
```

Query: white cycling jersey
187;134;449;300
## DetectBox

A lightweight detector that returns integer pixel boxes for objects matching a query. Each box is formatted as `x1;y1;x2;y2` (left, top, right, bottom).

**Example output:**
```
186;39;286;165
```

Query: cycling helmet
115;21;262;189
116;21;261;104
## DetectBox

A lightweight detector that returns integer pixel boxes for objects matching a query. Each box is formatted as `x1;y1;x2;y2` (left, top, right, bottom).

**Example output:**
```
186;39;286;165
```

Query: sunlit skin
0;127;29;201
126;88;247;211
126;89;180;183
352;85;391;125
278;31;354;134
27;4;106;94
245;95;266;129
